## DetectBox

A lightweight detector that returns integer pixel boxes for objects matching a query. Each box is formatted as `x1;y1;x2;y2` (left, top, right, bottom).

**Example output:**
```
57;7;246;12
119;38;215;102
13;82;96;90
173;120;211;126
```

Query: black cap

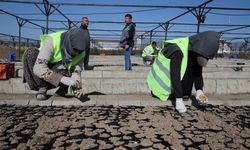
125;14;132;19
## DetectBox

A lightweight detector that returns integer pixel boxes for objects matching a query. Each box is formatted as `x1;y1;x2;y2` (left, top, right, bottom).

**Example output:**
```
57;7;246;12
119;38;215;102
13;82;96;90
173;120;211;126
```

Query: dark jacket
189;31;219;59
162;31;219;59
80;25;90;68
120;22;136;48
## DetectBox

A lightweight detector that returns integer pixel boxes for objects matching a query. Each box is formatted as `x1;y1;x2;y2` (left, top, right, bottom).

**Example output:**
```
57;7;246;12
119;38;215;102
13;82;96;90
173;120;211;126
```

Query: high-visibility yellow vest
38;31;86;72
142;44;155;57
147;37;189;101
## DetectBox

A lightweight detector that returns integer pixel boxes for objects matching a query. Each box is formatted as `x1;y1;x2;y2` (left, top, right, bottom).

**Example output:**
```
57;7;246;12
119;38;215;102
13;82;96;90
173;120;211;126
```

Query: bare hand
125;45;129;49
73;88;85;98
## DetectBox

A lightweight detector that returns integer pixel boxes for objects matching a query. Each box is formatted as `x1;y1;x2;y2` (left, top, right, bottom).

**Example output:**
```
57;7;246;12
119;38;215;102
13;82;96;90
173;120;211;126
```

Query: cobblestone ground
0;104;249;150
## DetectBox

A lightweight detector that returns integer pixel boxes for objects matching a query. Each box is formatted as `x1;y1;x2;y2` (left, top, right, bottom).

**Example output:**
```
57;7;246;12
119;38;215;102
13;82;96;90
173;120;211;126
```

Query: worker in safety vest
23;27;90;100
147;31;219;113
142;41;158;65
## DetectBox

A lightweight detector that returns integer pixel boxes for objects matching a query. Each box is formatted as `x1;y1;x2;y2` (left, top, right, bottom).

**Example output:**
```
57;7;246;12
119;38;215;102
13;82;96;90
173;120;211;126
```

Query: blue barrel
231;54;238;59
8;50;16;62
134;53;141;58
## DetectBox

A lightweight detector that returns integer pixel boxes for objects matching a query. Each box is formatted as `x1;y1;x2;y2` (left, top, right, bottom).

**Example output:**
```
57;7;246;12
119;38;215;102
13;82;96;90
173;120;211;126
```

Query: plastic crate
0;63;15;80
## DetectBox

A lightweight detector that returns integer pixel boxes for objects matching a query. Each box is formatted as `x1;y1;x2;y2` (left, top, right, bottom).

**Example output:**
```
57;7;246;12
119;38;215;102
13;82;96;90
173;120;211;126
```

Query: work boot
36;87;48;101
175;98;187;113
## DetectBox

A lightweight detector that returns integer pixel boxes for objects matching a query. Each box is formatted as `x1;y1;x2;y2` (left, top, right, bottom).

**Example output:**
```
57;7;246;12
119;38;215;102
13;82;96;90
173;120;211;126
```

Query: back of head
70;28;89;51
60;28;90;62
59;28;90;67
152;41;157;46
125;14;132;19
189;31;219;59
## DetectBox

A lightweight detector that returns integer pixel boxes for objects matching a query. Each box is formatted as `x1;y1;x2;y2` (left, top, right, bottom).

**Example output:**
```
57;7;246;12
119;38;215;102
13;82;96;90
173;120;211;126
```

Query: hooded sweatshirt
189;31;219;59
80;24;91;68
162;31;219;98
163;31;219;59
60;28;90;69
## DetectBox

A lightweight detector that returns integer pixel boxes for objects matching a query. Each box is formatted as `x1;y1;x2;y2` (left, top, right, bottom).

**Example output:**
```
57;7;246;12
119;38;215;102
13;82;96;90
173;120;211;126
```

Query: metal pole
140;35;143;50
68;19;72;29
197;17;201;33
138;0;213;38
18;24;22;60
11;36;15;48
45;15;49;34
16;18;26;60
35;0;76;32
165;23;169;40
149;30;152;44
43;0;50;34
3;0;250;11
197;6;202;33
193;4;209;34
35;0;57;34
0;9;55;32
41;27;45;34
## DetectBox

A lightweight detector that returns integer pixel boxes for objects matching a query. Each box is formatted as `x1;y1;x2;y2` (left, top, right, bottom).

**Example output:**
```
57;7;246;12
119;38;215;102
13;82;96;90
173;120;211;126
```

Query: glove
196;90;208;103
175;98;187;113
60;76;80;88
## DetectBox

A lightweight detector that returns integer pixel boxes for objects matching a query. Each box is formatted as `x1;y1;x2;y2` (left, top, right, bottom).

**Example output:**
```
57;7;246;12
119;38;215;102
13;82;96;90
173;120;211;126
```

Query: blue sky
0;0;250;43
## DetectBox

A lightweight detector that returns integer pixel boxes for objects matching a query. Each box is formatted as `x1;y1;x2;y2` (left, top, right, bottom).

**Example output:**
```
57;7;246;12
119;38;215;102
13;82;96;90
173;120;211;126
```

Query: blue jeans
124;47;133;70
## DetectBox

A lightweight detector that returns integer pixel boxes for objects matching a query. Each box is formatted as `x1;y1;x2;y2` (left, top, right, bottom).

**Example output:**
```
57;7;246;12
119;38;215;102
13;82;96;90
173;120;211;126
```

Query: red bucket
0;63;15;80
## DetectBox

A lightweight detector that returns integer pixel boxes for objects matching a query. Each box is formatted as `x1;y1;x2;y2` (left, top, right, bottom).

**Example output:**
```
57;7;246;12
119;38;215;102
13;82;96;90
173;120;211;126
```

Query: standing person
216;41;224;59
147;31;219;113
23;27;90;100
142;41;158;65
80;17;92;70
120;14;136;71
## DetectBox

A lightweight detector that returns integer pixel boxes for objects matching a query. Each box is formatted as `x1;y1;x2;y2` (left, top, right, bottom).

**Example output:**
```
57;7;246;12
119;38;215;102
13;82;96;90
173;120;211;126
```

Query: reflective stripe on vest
142;44;154;57
147;37;189;101
38;31;86;72
151;58;171;93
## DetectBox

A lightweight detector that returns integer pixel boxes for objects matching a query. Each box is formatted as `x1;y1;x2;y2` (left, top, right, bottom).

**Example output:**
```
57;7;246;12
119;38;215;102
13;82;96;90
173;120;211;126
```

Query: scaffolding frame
0;0;250;51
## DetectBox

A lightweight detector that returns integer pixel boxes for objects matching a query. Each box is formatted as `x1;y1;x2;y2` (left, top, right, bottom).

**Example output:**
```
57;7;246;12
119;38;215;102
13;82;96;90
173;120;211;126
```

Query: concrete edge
0;94;249;107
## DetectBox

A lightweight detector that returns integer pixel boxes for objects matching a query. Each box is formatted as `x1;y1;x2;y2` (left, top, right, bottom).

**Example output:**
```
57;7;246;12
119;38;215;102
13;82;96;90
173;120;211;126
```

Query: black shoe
84;65;94;70
55;84;68;97
36;87;48;100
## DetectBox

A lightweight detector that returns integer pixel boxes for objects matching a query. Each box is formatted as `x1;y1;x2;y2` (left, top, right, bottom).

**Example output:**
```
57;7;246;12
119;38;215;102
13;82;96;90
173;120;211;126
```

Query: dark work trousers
84;48;90;69
164;47;204;99
181;64;203;97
